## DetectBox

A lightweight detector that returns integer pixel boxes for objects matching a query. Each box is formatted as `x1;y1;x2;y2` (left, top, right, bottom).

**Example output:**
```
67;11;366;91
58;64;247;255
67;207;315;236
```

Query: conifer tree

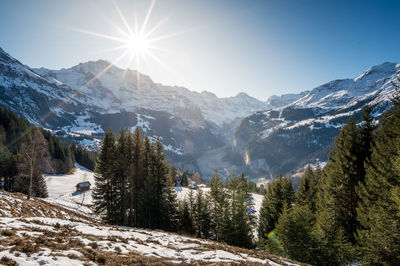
178;199;193;234
357;80;400;264
209;168;227;241
142;136;156;228
276;205;318;264
192;189;212;238
222;173;256;248
161;168;179;232
316;117;361;244
258;175;295;252
92;129;117;224
296;164;321;213
116;128;128;225
13;127;49;199
152;137;167;228
132;128;144;226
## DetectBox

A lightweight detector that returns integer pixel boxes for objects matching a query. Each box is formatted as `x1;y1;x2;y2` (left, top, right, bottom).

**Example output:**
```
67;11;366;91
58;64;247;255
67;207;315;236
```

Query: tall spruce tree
209;168;227;241
116;128;129;225
92;129;117;224
161;168;179;232
276;205;319;264
296;165;320;213
152;137;167;228
312;117;362;265
221;173;256;248
142;136;156;228
357;79;400;264
258;175;295;252
13;127;49;199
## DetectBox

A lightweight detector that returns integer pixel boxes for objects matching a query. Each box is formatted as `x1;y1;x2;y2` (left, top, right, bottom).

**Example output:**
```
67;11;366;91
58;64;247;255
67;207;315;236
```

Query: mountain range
0;46;398;180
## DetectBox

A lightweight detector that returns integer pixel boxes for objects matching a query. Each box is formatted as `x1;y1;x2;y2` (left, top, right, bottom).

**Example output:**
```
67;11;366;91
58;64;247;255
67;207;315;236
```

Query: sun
126;34;149;56
71;0;184;71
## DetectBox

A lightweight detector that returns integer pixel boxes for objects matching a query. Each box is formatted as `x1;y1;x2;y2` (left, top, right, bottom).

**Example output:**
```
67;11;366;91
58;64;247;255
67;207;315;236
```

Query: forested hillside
0;105;95;198
256;77;400;265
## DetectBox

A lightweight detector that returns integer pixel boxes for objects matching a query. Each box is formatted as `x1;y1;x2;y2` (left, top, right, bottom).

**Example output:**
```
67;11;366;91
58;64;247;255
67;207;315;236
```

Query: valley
1;47;398;181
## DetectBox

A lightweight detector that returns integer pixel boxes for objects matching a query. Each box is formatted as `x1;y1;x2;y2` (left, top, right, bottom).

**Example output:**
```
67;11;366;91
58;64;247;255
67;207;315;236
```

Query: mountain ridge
1;46;398;179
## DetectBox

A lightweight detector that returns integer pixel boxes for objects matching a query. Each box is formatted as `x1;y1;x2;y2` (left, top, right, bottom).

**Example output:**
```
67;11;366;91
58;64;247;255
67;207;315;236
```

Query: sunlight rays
31;0;187;135
70;0;181;79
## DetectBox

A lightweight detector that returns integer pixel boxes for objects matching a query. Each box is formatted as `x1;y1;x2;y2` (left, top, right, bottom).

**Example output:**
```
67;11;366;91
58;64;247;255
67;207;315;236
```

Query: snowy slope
44;165;265;221
233;62;400;178
265;91;309;110
44;163;95;215
0;191;299;265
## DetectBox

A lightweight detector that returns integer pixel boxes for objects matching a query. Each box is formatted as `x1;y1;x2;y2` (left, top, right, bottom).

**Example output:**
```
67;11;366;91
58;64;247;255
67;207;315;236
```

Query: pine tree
92;129;117;224
223;173;256;248
152;137;167;228
312;117;363;264
276;205;317;264
161;168;179;232
192;189;212;238
316;117;361;244
209;168;227;241
258;175;295;252
296;164;321;213
357;80;400;264
116;128;128;225
13;127;49;199
178;199;193;234
131;128;144;226
142;136;156;228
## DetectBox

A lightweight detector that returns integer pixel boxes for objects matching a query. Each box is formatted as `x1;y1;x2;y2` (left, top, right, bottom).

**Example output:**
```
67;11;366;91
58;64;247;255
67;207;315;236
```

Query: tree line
92;128;257;248
0;105;96;198
257;78;400;265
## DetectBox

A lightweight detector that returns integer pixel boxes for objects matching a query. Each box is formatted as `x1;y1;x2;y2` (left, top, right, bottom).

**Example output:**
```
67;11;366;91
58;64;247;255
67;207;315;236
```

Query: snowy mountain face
265;91;309;110
231;62;399;178
34;62;267;127
0;47;270;176
2;46;398;180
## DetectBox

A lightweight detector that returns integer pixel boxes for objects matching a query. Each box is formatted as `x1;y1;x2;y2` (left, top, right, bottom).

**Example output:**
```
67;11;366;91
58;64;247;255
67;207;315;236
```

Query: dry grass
0;256;18;266
0;192;306;266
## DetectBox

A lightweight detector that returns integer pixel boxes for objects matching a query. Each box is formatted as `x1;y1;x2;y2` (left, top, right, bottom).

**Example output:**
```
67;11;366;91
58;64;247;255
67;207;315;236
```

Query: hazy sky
1;0;399;100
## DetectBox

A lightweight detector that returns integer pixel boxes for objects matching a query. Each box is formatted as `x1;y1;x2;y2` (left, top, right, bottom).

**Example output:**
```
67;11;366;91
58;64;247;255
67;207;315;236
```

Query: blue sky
0;0;399;100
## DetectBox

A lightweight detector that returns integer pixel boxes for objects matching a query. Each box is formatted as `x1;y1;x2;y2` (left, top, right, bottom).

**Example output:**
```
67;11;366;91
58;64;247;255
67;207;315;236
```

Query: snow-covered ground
0;192;296;265
44;164;266;220
44;163;95;216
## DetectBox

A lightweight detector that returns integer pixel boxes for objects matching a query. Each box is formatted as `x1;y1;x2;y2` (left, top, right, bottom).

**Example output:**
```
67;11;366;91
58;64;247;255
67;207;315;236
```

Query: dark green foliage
92;129;117;224
220;173;256;248
180;170;189;187
161;168;179;232
71;143;97;171
357;82;400;264
276;206;318;264
42;129;74;174
92;128;179;230
0;105;75;196
296;165;321;213
13;127;49;199
209;168;227;241
258;175;295;252
316;117;361;246
192;189;212;238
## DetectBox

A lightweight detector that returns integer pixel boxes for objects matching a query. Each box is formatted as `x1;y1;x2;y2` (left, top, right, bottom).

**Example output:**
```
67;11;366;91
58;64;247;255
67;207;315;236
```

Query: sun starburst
71;0;180;76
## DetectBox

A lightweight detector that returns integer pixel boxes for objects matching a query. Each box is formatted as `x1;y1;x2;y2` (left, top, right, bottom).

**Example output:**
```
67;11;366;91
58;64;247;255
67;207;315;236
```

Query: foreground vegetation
258;79;400;265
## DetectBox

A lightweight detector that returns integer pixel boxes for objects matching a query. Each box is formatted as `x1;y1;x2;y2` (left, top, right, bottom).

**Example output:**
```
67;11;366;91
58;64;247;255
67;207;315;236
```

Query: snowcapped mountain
2;45;398;180
265;91;309;110
232;62;399;178
34;61;267;127
0;47;271;176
